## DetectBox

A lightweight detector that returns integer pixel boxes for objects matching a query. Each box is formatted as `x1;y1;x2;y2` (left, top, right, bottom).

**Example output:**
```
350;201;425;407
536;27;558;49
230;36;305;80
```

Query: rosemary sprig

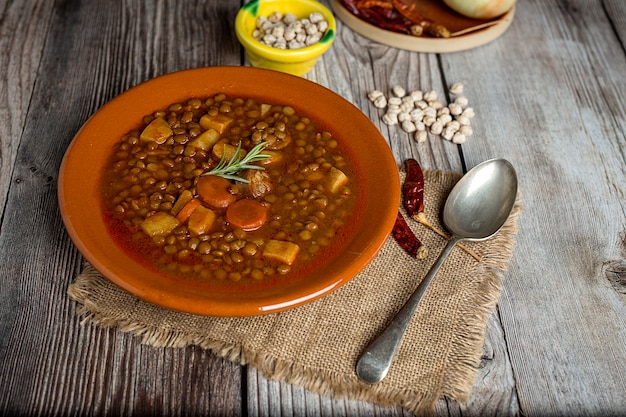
202;141;270;183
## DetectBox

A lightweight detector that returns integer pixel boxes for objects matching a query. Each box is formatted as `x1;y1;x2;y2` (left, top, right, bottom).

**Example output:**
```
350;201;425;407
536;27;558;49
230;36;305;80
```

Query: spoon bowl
356;159;518;384
444;158;518;240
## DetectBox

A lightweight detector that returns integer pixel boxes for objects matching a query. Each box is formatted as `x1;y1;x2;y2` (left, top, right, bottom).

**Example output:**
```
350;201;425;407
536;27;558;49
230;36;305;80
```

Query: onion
443;0;516;20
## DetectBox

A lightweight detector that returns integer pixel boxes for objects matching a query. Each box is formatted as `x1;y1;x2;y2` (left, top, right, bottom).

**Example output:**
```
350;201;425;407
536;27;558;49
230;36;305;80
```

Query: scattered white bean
392;85;406;97
437;114;452;126
382;112;398;125
449;82;464;95
398;112;411;123
452;132;467;144
442;126;455;140
429;100;443;110
386;104;401;114
367;82;478;145
409;90;423;101
423;106;437;118
409;109;424;122
401;120;417;133
415;100;428;110
368;90;384;101
454;96;469;107
462;107;475;118
437;107;450;117
457;115;471;126
460;125;473;136
399;101;414;112
423;116;436;127
423;90;437;102
447;120;461;131
448;103;463;116
430;121;443;135
373;96;387;109
415;130;428;143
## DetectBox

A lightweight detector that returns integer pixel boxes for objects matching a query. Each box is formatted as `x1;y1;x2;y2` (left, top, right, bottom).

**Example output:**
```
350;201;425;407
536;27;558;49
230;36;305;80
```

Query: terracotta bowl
58;66;399;317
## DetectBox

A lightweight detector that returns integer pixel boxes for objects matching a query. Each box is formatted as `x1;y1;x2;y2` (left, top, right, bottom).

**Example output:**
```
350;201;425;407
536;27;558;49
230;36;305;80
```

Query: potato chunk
187;205;216;236
326;167;348;193
140;212;180;237
199;114;234;134
188;128;220;151
171;190;194;216
263;240;300;265
140;117;173;144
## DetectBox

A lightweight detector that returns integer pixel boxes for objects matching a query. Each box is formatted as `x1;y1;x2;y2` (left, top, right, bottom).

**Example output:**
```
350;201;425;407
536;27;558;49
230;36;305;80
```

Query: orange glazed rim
58;66;400;317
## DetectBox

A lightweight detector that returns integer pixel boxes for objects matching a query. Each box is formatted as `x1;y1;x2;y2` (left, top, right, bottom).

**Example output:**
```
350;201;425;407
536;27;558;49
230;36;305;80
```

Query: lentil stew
59;67;399;316
101;94;359;285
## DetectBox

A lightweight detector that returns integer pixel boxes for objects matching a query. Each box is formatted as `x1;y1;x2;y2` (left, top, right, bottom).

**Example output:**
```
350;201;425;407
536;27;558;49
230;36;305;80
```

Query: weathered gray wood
1;0;625;416
0;0;55;219
437;0;626;416
0;0;243;415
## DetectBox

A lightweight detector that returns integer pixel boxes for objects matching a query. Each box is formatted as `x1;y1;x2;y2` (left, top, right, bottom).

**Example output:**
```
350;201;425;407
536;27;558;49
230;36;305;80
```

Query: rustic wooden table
1;0;625;416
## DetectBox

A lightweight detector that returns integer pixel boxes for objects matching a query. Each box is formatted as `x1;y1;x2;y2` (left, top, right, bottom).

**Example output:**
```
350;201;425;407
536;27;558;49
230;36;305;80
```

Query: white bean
373;95;387;109
449;82;464;95
401;120;417;132
414;130;428;143
392;85;406;97
254;12;329;49
368;90;384;101
452;132;467;144
382;113;398;125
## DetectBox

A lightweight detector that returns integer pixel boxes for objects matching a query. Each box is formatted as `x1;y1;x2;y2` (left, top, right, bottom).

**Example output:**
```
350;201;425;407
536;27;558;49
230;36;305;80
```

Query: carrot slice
196;175;237;208
175;198;201;222
225;199;268;231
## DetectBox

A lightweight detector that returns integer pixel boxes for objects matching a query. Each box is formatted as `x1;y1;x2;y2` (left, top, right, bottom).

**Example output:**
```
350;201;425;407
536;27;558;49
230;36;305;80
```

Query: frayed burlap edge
69;267;443;412
67;170;522;415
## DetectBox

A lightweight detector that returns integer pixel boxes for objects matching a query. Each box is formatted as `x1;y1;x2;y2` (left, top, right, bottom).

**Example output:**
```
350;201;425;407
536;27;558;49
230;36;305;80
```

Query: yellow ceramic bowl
235;0;336;76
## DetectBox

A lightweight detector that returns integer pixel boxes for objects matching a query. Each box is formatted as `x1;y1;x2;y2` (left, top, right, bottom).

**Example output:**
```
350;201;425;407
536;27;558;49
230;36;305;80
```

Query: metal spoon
356;158;518;384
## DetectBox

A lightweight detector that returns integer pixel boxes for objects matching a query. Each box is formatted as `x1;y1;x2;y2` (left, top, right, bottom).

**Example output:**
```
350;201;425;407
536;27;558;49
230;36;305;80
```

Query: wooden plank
0;0;243;415
439;0;626;415
0;0;55;219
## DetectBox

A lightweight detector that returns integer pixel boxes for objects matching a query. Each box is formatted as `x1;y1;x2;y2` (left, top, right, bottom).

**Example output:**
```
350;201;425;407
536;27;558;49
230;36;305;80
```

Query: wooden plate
58;67;400;317
330;0;514;53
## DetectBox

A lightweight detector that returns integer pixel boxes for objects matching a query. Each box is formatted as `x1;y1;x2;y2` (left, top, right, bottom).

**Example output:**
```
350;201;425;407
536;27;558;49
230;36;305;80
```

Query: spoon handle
356;236;460;384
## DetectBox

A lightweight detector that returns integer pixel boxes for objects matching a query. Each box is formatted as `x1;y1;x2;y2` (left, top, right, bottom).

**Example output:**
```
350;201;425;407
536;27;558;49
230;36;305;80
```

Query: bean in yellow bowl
235;0;336;76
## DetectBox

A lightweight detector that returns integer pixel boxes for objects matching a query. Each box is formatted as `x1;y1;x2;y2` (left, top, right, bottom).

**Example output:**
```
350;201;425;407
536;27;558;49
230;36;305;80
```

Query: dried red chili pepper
392;211;428;259
402;158;425;221
403;159;482;262
341;0;413;34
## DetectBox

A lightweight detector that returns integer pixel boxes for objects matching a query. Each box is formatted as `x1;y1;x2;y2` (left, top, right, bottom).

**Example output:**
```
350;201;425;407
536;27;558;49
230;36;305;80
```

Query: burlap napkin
68;169;520;414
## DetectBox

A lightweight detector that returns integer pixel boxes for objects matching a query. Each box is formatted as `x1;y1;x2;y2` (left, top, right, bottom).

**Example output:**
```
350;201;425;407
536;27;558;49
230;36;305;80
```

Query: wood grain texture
1;0;625;416
0;0;243;415
437;0;626;415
